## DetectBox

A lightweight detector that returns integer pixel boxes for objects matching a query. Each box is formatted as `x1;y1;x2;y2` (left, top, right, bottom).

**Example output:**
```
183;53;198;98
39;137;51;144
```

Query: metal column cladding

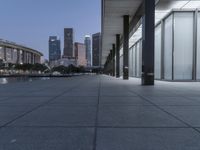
112;44;115;77
142;0;155;85
123;15;129;80
116;34;120;78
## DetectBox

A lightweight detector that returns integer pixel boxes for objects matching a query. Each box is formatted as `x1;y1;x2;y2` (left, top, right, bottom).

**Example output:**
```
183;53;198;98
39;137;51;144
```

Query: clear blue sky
0;0;101;59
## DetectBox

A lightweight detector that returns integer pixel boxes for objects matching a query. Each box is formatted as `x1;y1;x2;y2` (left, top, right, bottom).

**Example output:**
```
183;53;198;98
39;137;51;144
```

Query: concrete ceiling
101;0;143;65
101;0;200;66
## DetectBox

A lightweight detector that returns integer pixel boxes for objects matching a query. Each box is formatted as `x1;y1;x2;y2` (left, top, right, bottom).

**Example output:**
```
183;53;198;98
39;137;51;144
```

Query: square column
112;44;115;77
116;34;120;78
109;50;112;76
141;0;155;85
17;49;20;64
4;47;6;61
123;15;129;80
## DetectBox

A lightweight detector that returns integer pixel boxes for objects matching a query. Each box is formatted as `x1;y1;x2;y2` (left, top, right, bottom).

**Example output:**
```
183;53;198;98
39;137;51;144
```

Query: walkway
1;75;200;150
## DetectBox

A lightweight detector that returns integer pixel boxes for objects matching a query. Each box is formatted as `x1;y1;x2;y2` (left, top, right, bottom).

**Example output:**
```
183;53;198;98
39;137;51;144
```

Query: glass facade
174;12;194;80
129;47;133;77
197;12;200;79
164;14;173;80
155;24;162;79
126;10;200;81
120;47;123;77
136;41;142;77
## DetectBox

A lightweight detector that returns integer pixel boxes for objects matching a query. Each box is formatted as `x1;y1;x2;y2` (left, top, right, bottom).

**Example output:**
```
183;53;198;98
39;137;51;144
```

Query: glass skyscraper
84;35;91;66
64;28;74;58
49;36;61;62
92;33;101;67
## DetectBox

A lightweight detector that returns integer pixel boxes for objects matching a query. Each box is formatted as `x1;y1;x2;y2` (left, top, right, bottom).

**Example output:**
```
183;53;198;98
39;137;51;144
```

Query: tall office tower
92;32;101;67
84;35;91;66
49;36;61;62
74;42;87;67
64;28;73;58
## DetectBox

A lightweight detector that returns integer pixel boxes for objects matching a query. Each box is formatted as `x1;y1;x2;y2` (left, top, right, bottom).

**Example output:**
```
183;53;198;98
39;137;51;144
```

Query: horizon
0;0;101;60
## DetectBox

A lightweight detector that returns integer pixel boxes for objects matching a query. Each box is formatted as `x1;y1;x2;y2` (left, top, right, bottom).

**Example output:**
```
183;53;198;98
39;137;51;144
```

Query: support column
116;34;120;78
123;15;129;80
110;49;113;76
141;0;155;85
4;47;6;61
22;51;25;64
17;49;20;64
161;20;165;80
193;9;198;80
112;44;115;77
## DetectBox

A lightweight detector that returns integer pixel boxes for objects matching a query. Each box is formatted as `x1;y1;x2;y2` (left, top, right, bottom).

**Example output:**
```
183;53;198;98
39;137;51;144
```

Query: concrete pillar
31;53;33;64
17;49;20;64
112;44;115;77
22;51;25;64
110;49;113;76
141;0;155;85
4;47;6;61
116;34;120;78
123;15;129;80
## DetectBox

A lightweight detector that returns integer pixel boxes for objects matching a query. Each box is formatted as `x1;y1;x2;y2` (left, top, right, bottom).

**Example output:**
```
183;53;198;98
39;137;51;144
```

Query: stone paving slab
99;96;152;105
96;128;200;150
9;105;97;127
144;96;200;106
0;75;200;150
0;97;52;105
0;127;94;150
161;106;200;127
0;105;36;126
98;105;186;127
49;96;98;105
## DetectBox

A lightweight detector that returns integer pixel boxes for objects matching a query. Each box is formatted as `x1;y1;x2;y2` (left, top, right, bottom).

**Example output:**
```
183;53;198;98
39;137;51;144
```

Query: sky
0;0;101;59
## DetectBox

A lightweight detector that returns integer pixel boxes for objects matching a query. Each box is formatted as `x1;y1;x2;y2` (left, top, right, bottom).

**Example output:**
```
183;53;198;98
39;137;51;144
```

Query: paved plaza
1;75;200;149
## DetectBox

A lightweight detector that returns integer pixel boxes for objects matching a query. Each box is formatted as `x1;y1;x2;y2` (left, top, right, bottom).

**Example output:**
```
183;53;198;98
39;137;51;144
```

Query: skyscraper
74;42;87;67
64;28;73;58
49;36;61;62
84;35;91;66
92;33;101;67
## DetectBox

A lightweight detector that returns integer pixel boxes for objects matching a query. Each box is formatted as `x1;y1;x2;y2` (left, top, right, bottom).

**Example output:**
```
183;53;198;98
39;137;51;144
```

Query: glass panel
197;12;200;79
155;24;162;79
120;47;123;77
139;40;142;78
164;14;173;80
136;42;140;77
133;45;136;77
174;12;193;80
129;48;133;77
120;56;123;77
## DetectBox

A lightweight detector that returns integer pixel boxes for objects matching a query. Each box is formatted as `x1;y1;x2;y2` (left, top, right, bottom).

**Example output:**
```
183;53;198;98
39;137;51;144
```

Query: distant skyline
0;0;101;59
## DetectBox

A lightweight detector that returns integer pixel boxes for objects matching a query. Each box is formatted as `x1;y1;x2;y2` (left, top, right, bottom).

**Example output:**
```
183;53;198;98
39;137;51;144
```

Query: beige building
74;42;87;67
0;39;43;64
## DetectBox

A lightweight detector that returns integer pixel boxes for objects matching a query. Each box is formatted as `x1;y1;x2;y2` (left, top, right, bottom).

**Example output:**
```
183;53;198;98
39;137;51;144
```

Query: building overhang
0;39;43;56
101;0;144;65
101;0;200;65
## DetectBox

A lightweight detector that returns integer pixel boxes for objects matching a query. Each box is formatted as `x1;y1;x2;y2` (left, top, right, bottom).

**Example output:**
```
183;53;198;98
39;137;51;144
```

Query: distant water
0;77;50;84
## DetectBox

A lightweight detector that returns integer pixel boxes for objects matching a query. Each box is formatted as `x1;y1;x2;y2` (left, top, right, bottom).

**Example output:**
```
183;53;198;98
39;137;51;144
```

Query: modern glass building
84;35;91;67
64;28;74;58
92;33;101;67
49;36;61;62
102;0;200;84
0;39;43;64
